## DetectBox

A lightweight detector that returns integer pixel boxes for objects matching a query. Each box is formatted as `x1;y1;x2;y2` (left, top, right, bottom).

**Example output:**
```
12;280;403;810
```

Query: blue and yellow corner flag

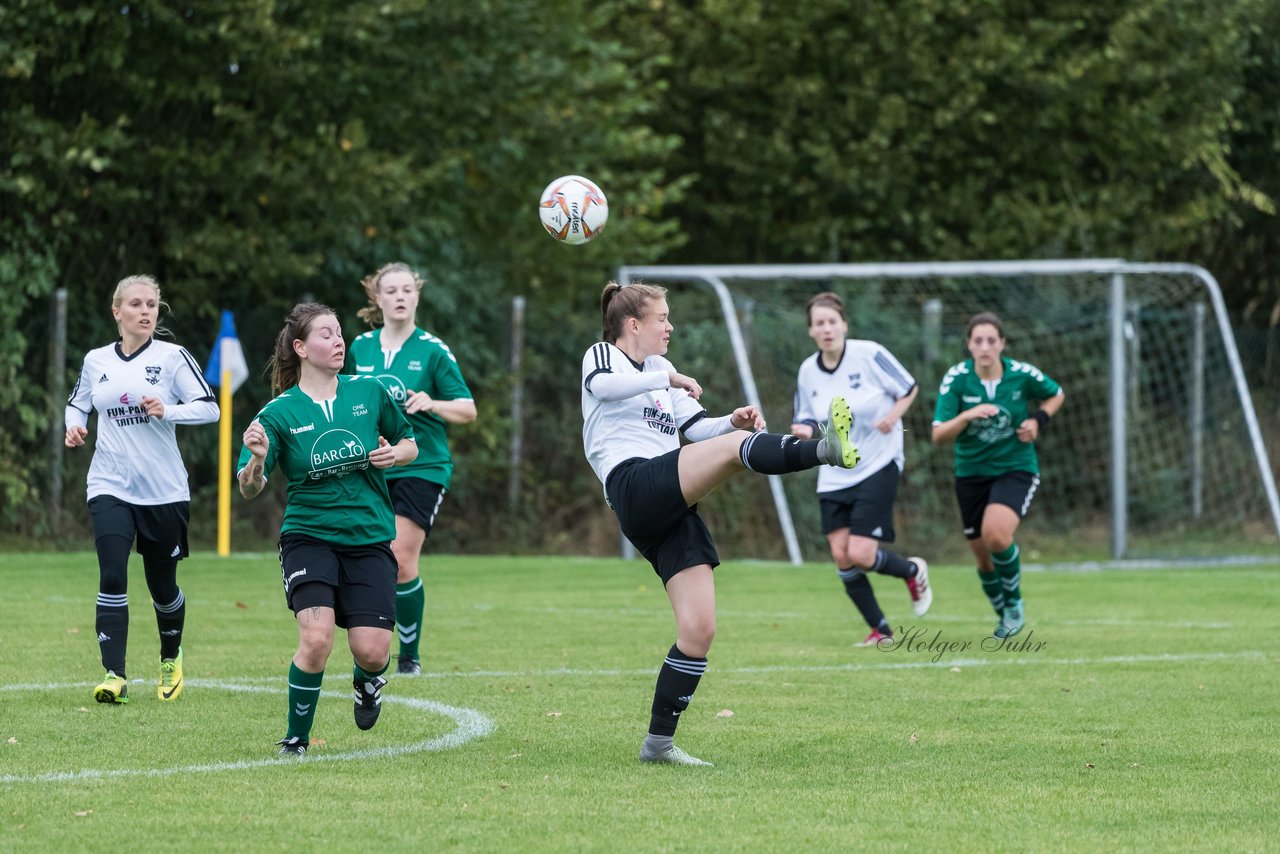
205;310;250;392
208;310;250;556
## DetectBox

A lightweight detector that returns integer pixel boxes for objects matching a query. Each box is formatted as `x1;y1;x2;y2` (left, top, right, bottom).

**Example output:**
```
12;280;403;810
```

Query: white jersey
65;338;219;505
581;342;707;487
793;339;916;492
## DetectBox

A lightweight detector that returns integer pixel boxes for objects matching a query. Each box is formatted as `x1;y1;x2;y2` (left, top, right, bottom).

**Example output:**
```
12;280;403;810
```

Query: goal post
617;260;1280;565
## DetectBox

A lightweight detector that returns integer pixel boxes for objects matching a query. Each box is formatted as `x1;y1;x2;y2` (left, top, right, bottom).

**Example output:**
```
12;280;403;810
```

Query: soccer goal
617;260;1280;565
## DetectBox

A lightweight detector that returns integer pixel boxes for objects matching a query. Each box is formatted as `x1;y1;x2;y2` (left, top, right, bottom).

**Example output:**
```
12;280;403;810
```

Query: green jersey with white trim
347;327;472;489
237;375;414;546
933;356;1061;477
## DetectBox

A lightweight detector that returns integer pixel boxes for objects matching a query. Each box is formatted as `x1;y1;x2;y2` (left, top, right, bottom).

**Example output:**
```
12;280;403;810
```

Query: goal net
617;261;1280;565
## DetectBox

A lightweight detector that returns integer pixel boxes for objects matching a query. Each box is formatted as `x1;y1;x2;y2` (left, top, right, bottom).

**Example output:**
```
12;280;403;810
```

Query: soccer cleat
157;647;184;701
905;558;933;617
353;675;387;731
94;672;129;705
820;396;861;468
276;736;308;757
994;600;1025;639
396;656;421;676
855;628;893;648
639;744;714;767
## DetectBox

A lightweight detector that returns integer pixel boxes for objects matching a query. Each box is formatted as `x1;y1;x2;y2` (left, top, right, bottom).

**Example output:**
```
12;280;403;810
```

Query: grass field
2;552;1277;852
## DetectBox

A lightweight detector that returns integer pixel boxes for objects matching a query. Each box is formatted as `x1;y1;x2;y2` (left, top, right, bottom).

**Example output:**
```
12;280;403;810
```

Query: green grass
1;552;1277;852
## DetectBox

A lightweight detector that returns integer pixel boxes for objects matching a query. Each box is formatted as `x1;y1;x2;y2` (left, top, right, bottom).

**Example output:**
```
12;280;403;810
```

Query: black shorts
954;471;1040;539
88;494;190;560
277;533;397;630
388;477;445;535
818;462;900;540
605;449;720;585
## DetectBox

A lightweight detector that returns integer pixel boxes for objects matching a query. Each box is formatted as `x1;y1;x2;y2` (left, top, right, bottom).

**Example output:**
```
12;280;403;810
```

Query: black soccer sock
94;531;133;677
96;593;129;677
648;644;707;737
838;568;887;631
872;549;918;579
738;432;821;474
153;590;185;660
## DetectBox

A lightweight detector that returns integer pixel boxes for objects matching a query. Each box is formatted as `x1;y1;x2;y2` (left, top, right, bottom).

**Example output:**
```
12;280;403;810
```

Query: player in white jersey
65;275;218;706
791;293;932;648
583;282;860;767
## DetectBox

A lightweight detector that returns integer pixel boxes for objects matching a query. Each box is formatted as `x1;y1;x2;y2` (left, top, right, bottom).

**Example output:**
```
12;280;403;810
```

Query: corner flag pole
217;337;234;557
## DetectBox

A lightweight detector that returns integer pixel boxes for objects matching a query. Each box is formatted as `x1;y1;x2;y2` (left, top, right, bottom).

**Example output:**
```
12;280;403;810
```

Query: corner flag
208;310;250;557
205;310;250;392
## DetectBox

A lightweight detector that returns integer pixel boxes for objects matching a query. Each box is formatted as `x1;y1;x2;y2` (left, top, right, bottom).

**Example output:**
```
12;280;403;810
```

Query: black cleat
276;736;308;757
396;656;422;676
353;675;387;731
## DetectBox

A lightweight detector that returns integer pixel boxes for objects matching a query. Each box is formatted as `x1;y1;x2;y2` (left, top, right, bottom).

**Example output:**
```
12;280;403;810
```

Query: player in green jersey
348;262;476;676
239;303;418;757
931;312;1064;639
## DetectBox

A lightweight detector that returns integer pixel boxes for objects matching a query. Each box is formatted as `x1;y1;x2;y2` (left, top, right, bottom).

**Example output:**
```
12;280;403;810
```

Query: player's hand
65;426;88;448
1016;418;1039;443
404;390;436;415
368;435;396;468
242;420;270;459
790;422;814;439
965;404;999;421
140;395;165;419
668;371;702;400
730;405;766;431
873;416;898;434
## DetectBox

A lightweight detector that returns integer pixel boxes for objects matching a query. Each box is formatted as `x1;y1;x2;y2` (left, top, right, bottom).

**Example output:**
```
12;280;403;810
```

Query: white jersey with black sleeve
581;342;712;488
65;338;219;505
793;339;916;493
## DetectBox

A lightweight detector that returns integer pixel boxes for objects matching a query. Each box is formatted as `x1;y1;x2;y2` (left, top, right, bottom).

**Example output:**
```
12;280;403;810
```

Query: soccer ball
539;175;608;245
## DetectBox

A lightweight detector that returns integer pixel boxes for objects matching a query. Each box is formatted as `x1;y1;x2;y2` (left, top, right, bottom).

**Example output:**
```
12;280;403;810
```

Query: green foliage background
2;0;1277;550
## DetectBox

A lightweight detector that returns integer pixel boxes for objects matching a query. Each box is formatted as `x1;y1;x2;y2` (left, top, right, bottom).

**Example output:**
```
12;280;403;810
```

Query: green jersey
346;327;472;489
933;356;1061;478
238;375;414;546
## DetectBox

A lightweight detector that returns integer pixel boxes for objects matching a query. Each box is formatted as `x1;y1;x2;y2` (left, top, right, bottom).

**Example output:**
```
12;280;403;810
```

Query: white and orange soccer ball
539;175;608;245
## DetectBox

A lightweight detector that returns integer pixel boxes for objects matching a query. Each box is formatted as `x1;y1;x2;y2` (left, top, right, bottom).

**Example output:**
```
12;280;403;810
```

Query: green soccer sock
978;569;1005;615
286;663;324;742
395;578;425;661
991;543;1022;604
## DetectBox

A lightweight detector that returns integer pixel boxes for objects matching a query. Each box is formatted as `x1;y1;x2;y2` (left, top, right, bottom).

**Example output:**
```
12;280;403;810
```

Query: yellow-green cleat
821;395;861;469
158;647;184;701
94;672;129;705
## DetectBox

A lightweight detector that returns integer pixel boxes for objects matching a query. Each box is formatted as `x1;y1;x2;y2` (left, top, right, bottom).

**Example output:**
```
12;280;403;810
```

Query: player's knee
679;620;716;658
981;523;1014;553
296;627;334;665
352;646;390;673
844;540;878;569
395;557;419;583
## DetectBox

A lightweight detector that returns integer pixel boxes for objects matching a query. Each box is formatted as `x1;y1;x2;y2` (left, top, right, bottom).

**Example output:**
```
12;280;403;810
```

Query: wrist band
1033;409;1051;431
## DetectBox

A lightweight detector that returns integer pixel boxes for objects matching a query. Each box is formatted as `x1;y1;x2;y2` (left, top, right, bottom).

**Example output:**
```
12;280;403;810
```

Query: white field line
0;680;495;785
23;649;1257;688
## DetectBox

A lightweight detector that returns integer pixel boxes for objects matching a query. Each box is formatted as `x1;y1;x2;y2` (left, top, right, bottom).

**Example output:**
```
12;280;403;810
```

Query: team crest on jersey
848;372;862;389
374;373;408;406
145;365;161;385
967;407;1014;443
308;429;368;479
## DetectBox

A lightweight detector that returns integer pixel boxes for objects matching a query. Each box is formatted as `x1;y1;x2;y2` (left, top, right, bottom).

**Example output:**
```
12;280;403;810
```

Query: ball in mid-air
539;175;608;245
